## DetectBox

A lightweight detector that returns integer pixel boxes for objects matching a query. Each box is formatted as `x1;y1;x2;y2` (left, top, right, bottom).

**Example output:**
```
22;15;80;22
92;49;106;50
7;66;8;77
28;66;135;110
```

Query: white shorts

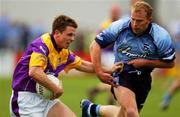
10;91;59;117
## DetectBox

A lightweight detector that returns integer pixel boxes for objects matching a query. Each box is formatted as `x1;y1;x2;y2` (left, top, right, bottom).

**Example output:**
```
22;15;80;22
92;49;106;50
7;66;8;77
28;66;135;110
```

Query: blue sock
90;104;100;116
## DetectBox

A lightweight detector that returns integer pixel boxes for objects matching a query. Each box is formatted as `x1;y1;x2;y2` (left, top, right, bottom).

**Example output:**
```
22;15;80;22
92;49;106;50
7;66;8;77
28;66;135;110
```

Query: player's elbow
89;41;94;52
89;40;98;52
164;60;175;68
169;61;175;68
29;67;36;77
29;67;42;78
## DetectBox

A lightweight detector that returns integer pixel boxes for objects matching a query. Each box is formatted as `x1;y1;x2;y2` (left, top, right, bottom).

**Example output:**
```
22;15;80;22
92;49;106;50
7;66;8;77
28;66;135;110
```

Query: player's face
55;26;76;49
131;9;152;35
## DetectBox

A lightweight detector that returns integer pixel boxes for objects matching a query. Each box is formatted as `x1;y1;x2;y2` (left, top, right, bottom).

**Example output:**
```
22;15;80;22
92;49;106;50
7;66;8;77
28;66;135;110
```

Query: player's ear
54;29;61;35
148;16;152;23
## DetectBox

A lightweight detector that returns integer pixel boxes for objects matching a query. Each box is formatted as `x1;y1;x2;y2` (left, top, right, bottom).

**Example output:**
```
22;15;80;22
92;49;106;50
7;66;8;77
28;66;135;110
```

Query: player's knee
126;108;139;117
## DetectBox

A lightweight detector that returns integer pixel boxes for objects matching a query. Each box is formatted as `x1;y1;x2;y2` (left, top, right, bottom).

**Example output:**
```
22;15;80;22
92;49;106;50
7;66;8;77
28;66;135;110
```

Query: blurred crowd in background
0;0;180;78
0;13;46;76
0;12;45;51
0;11;96;76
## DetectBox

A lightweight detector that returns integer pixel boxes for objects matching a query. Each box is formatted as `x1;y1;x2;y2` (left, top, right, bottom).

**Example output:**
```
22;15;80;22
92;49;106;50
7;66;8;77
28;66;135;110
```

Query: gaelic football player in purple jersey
10;15;122;117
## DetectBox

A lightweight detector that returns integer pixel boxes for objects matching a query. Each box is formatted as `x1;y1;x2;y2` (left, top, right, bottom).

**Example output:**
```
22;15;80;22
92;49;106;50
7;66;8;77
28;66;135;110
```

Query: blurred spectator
0;12;11;49
87;4;121;105
19;23;30;51
97;4;121;34
6;21;22;50
100;4;121;67
160;22;180;110
71;30;91;61
15;22;30;64
29;21;45;43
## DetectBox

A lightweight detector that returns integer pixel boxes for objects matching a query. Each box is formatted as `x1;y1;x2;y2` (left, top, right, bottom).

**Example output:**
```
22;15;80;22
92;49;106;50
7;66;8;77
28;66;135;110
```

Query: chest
115;32;157;56
48;49;69;70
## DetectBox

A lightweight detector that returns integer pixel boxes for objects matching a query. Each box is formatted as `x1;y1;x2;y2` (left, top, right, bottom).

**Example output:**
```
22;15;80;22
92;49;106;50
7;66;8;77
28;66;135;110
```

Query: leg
161;78;180;110
47;101;76;117
114;86;139;117
168;78;180;95
80;86;139;117
80;99;120;117
87;83;115;104
99;105;120;117
98;83;116;105
87;85;100;102
107;93;116;105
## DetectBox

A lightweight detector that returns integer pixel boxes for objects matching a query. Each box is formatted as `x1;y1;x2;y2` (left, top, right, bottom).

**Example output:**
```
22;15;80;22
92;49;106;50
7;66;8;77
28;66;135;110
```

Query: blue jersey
95;17;175;72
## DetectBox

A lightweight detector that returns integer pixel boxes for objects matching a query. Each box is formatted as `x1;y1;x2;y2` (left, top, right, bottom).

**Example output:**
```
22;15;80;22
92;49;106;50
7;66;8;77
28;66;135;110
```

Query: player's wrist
95;67;103;73
52;87;63;99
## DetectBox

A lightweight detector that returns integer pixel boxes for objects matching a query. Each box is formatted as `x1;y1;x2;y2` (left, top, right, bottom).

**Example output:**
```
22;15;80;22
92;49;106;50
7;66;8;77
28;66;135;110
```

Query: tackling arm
75;60;94;73
76;58;123;74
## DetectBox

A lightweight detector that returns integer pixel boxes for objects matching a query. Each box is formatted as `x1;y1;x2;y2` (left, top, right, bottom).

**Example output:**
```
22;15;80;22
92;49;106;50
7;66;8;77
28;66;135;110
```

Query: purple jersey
12;33;81;93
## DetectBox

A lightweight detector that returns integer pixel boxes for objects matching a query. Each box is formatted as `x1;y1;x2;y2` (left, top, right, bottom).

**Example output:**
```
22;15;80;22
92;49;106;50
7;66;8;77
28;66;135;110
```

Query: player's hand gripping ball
36;74;62;99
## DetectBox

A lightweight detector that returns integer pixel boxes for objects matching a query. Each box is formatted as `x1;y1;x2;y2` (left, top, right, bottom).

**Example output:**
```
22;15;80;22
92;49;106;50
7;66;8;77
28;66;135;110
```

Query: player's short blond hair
131;1;153;18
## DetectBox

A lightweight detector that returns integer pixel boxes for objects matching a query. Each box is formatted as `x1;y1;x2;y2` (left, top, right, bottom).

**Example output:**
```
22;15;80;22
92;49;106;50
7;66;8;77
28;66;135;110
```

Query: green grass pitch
0;74;180;117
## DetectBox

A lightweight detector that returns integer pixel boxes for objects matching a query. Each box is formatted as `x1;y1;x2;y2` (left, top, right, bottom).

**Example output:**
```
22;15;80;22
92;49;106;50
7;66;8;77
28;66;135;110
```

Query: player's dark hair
52;15;78;34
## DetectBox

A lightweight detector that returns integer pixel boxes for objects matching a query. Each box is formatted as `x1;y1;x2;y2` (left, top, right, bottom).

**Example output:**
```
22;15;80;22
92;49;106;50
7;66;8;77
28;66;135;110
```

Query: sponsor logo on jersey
39;46;46;55
118;47;149;58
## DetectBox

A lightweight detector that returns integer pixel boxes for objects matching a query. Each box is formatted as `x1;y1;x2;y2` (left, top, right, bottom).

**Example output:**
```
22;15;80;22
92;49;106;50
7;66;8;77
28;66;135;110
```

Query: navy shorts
111;71;152;110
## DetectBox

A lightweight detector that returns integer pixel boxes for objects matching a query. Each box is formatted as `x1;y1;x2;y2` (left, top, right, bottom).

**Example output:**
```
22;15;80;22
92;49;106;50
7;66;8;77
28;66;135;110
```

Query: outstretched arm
75;60;94;73
76;40;123;86
76;60;123;74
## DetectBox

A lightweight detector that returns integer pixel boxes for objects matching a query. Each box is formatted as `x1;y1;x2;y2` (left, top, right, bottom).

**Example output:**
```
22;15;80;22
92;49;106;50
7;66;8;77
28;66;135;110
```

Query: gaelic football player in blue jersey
80;1;175;117
9;15;122;117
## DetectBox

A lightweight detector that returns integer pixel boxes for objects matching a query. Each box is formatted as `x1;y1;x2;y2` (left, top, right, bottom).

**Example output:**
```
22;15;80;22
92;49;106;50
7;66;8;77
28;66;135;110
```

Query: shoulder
30;33;50;56
150;23;175;56
111;17;130;29
150;23;173;47
107;17;130;34
150;23;171;41
31;33;49;45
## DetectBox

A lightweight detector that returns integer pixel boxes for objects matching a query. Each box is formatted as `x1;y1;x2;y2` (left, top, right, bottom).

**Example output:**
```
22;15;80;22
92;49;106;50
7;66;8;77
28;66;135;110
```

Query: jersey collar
129;22;152;36
50;34;62;52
